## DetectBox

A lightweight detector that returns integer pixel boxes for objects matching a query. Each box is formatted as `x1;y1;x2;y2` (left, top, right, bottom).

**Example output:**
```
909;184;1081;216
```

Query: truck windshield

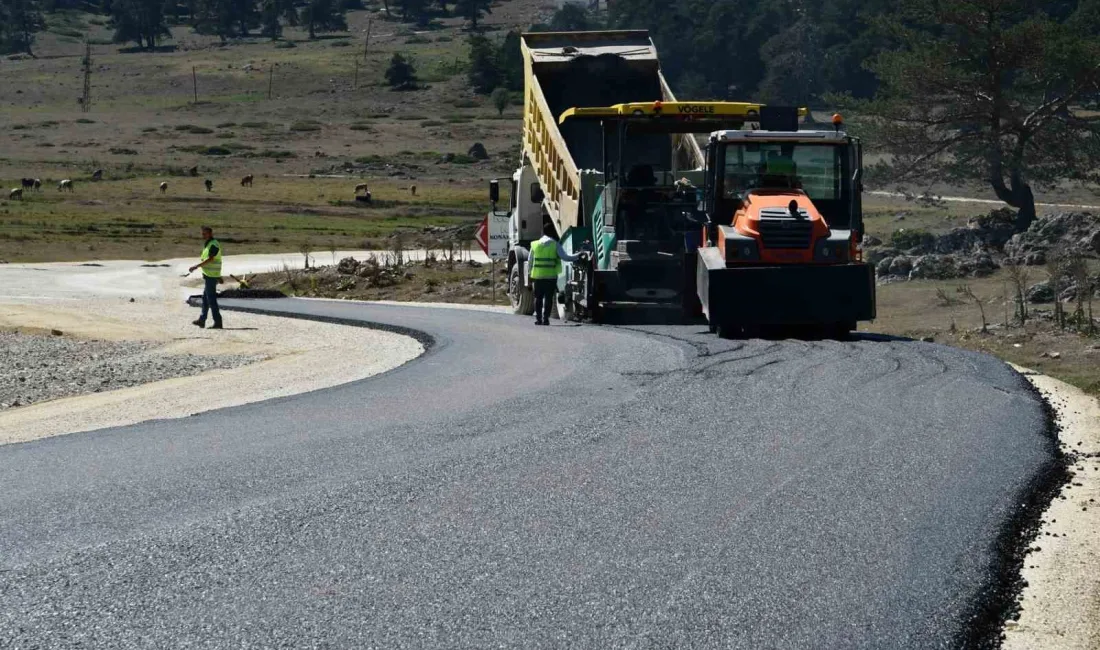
721;142;843;202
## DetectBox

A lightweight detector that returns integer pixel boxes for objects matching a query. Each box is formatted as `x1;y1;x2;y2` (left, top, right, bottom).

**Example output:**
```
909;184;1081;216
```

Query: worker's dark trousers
199;275;222;325
533;279;557;323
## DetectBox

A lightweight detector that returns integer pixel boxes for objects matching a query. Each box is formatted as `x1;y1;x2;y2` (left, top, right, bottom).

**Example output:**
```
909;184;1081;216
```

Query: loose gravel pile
0;332;259;410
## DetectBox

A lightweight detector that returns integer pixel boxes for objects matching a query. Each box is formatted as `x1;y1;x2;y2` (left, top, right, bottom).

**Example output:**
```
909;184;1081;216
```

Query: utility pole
81;42;92;113
268;64;275;99
192;66;198;103
354;60;359;90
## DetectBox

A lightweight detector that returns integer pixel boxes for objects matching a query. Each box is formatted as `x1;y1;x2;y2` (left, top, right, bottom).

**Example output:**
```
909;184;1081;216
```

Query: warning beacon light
832;113;844;133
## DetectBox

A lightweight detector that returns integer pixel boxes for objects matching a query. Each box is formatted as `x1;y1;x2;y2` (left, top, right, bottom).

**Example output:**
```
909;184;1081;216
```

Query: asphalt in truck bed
0;299;1059;648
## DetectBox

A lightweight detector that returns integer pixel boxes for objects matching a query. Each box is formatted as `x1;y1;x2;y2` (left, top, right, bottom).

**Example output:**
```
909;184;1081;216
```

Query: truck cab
702;126;865;267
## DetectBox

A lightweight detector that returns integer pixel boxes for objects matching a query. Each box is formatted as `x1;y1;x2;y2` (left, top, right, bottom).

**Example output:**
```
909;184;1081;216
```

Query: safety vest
201;238;222;278
766;157;796;176
529;239;562;280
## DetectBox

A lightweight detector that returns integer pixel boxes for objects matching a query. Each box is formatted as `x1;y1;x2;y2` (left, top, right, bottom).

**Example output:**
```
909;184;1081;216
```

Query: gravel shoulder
0;331;258;410
1004;366;1100;649
0;296;422;445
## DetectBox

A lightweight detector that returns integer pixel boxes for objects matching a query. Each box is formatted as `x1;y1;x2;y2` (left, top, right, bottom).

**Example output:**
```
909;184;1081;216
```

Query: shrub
890;228;936;251
275;41;296;49
240;121;271;128
395;114;427;121
75;118;95;124
452;99;479;108
142;127;157;132
109;147;138;155
330;40;352;47
420;120;444;127
216;122;236;128
174;125;214;134
290;120;323;132
242;150;297;159
349;123;374;131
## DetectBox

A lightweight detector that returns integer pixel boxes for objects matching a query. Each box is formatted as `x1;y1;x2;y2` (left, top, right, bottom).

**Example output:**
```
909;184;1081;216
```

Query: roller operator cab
696;121;877;338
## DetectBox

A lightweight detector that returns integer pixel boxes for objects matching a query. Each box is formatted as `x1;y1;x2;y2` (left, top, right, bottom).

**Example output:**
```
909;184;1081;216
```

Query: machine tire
508;264;534;316
831;321;856;340
715;323;737;340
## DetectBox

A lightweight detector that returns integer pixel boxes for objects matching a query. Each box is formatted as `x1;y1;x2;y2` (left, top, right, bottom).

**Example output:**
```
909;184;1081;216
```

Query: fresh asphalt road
0;299;1056;648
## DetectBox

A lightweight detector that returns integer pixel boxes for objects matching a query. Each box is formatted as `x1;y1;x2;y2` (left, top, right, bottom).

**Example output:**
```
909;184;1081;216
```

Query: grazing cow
21;178;35;190
240;174;254;187
204;179;213;192
9;188;23;200
410;184;417;197
159;182;169;194
58;179;73;192
91;169;103;181
354;183;369;194
188;166;199;177
33;179;41;191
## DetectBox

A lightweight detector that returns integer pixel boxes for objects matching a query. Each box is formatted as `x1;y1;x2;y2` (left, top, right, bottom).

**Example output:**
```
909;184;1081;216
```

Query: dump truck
492;30;875;335
493;30;706;319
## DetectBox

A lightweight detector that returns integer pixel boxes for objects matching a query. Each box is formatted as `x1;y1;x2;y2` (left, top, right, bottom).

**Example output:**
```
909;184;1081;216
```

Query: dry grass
252;257;510;306
0;175;484;262
867;268;1100;395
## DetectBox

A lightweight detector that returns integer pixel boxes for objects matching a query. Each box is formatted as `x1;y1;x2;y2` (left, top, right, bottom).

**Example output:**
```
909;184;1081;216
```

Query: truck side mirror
489;180;500;205
530;183;544;204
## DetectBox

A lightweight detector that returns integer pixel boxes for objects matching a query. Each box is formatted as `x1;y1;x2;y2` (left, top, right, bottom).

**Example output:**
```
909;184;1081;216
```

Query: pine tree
260;0;297;38
496;30;522;92
300;0;347;39
548;3;591;31
193;0;257;40
454;0;490;29
111;0;171;50
853;0;1100;232
1;0;45;56
386;52;418;90
466;34;499;94
757;18;824;106
491;87;510;116
397;0;430;27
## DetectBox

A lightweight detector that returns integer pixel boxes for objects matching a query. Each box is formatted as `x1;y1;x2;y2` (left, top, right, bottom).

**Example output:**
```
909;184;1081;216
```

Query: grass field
0;176;488;262
0;2;541;262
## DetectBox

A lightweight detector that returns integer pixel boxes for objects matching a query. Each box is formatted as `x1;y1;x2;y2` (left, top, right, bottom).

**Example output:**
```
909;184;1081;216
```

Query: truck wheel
508;265;533;316
832;322;856;340
715;323;736;340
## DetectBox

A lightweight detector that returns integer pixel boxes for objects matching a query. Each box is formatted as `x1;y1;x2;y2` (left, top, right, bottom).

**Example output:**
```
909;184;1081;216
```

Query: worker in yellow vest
528;222;582;326
189;226;224;329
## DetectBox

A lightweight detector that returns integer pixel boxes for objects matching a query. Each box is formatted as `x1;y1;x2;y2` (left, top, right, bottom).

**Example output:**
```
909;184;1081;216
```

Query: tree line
460;0;1099;231
0;0;494;53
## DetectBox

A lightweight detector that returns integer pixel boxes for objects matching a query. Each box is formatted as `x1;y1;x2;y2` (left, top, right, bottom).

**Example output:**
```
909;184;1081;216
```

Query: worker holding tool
188;226;223;329
528;222;584;326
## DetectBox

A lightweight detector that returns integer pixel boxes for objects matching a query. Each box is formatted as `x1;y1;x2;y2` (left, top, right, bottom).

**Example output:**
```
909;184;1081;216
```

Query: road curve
0;299;1058;648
